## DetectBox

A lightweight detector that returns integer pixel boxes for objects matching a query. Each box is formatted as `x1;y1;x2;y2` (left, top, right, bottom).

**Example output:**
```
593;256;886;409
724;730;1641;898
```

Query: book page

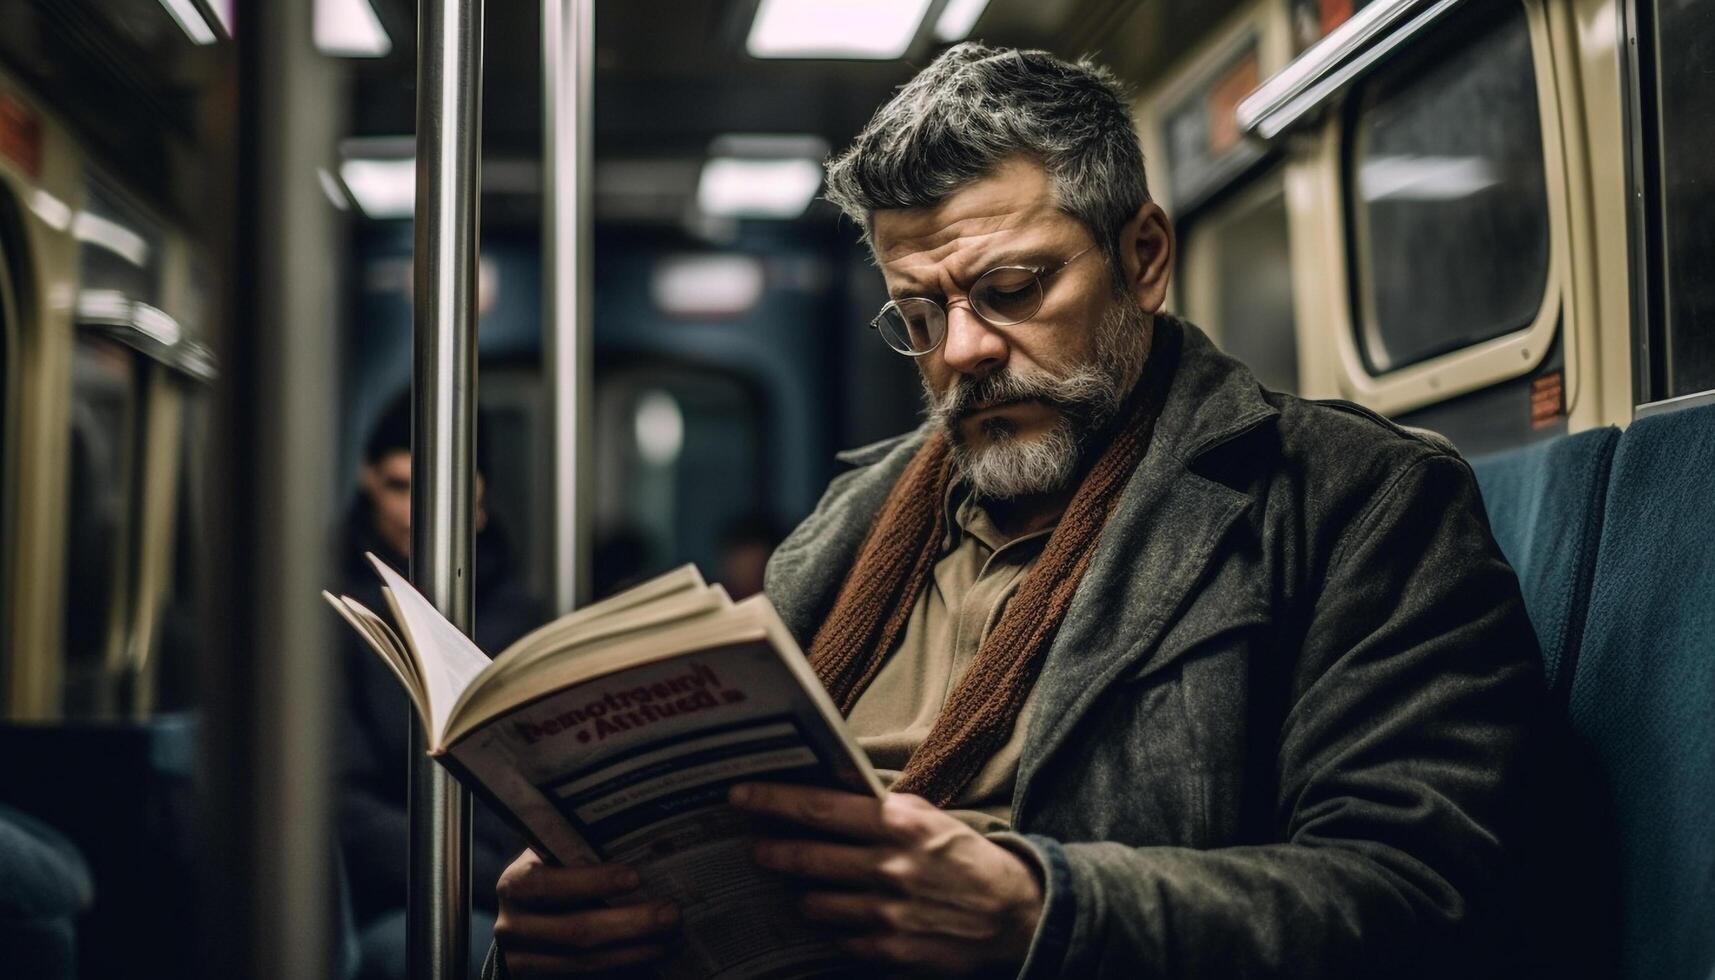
493;564;707;666
455;586;732;726
445;638;876;980
322;591;430;726
367;555;494;743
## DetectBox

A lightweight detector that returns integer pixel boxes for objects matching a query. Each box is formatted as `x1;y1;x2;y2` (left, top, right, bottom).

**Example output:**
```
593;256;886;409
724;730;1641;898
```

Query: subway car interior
0;0;1710;977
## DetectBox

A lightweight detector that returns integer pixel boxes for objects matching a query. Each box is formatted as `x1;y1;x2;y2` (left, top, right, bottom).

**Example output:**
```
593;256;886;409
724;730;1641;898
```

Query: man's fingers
494;902;680;954
496;861;642;909
503;943;671;977
728;783;890;841
753;839;897;888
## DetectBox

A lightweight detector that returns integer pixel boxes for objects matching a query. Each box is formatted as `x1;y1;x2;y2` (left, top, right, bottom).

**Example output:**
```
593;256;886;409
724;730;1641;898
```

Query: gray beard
923;300;1151;501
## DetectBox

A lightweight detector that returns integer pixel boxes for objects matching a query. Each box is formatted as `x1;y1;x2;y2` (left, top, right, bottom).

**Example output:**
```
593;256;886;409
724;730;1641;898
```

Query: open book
324;556;882;980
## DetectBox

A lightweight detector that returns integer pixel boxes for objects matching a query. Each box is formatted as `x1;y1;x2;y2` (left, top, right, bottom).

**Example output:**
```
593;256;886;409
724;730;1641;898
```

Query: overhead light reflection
747;0;934;59
1360;154;1501;202
29;189;72;232
73;212;151;268
317;167;353;211
158;0;217;45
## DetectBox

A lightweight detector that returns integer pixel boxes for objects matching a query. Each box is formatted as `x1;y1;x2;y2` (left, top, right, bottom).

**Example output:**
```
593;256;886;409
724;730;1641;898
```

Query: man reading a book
490;43;1580;978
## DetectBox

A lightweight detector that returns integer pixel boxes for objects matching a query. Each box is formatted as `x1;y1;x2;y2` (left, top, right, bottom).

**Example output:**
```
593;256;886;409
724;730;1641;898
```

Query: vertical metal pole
410;0;482;977
544;0;595;615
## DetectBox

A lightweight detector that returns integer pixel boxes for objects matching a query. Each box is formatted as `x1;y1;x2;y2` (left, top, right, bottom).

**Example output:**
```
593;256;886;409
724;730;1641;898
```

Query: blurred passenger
716;512;783;600
337;392;542;980
489;43;1589;980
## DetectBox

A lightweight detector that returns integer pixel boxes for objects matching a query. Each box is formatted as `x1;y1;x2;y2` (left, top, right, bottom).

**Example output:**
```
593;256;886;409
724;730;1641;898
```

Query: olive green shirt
844;485;1056;832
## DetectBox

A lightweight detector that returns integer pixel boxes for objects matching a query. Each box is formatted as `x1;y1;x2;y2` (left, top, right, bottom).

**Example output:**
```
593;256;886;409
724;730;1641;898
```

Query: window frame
1318;0;1575;417
1625;0;1715;417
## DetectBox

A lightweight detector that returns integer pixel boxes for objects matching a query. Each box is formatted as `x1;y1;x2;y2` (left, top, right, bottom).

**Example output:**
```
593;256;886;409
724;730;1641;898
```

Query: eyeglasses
869;245;1098;357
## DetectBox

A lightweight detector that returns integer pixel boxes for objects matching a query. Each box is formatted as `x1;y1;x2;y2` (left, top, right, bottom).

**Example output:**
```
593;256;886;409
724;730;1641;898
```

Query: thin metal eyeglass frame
868;244;1099;357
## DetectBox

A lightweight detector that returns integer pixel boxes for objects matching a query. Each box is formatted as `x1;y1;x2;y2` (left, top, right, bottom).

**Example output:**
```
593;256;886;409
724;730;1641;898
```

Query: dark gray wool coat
761;316;1587;979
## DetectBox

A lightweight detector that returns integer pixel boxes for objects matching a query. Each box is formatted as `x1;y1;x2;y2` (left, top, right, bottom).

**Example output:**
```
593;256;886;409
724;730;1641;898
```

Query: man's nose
939;302;1007;378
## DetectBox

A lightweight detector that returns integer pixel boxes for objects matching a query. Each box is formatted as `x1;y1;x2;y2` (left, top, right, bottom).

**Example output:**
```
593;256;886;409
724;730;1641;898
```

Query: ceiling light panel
316;0;392;57
340;158;416;218
747;0;934;59
934;0;990;41
697;158;823;219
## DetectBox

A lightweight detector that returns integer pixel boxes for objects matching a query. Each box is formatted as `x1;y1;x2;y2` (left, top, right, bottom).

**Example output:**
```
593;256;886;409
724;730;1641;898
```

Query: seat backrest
1469;426;1620;700
1572;404;1715;980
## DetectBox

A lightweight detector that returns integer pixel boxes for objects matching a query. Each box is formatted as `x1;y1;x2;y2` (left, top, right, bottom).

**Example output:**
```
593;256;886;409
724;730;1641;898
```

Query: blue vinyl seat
0;803;93;979
1569;404;1715;980
1469;425;1620;702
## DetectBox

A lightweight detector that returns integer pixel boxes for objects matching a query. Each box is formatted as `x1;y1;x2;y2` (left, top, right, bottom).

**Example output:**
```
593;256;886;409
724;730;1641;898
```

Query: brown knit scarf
807;327;1176;806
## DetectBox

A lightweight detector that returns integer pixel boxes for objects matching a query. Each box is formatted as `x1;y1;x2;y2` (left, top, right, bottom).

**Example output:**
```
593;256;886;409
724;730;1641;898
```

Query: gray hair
824;43;1150;289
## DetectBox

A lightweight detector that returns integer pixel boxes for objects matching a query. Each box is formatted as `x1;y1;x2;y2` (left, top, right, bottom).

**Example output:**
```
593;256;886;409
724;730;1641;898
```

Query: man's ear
1119;201;1174;314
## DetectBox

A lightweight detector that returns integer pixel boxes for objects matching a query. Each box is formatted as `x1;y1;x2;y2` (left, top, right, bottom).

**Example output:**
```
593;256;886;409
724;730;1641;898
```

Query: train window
63;334;141;715
1649;0;1715;398
1180;170;1298;394
1346;3;1551;375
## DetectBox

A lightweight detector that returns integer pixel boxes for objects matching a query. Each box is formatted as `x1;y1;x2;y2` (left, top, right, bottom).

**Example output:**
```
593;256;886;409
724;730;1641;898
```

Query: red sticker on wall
1320;0;1355;35
1530;371;1566;429
1206;52;1260;156
0;93;42;180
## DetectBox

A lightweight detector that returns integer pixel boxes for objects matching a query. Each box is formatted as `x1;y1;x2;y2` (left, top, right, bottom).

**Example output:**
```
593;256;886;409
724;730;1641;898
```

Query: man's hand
728;782;1043;976
492;850;680;977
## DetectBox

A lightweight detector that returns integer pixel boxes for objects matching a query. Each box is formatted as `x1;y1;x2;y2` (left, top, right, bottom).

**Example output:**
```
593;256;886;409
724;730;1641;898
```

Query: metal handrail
75;290;218;382
544;0;595;616
1235;0;1470;140
408;0;484;977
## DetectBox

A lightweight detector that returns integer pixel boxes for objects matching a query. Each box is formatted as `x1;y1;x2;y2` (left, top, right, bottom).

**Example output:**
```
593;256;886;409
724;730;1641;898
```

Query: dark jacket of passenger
336;506;543;926
762;317;1583;978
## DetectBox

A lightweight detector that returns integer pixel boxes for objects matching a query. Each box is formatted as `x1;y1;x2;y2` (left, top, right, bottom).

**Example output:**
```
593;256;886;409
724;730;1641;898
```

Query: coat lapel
1014;319;1278;810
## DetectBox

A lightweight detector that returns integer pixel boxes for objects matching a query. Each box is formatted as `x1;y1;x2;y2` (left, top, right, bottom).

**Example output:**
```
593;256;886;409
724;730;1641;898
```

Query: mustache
928;367;1115;430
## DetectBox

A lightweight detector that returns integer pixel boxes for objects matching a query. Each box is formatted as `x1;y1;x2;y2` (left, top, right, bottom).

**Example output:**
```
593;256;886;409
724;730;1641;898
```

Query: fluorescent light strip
159;0;217;45
747;0;934;59
316;0;392;57
697;158;823;219
934;0;990;41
